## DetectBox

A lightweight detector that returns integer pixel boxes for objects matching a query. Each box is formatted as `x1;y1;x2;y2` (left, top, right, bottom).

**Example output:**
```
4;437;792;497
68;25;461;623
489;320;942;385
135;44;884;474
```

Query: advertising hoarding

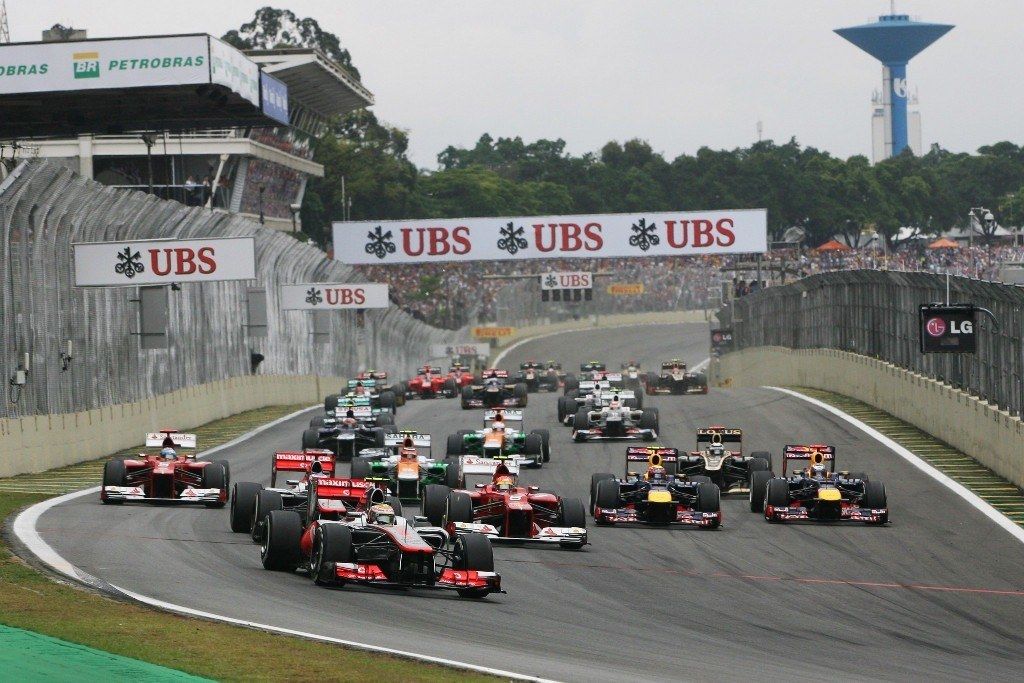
73;237;256;287
280;283;389;310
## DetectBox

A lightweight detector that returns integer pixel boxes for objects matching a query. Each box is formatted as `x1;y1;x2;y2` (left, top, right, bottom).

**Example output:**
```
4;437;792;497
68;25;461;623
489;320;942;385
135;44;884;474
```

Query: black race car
515;361;559;393
676;427;772;493
644;360;708;395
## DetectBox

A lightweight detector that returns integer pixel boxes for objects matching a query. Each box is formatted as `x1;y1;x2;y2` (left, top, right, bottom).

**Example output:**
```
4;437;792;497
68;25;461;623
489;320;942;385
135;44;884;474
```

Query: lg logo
926;317;973;337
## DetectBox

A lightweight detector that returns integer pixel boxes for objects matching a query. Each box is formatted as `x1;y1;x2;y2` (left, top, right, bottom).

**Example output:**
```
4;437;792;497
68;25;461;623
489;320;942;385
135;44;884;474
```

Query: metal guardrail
725;270;1024;415
0;160;457;420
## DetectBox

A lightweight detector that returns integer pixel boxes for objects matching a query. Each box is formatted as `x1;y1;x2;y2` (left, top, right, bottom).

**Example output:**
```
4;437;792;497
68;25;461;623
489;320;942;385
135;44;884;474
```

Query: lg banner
333;209;767;264
280;283;389;310
919;304;976;353
73;237;256;286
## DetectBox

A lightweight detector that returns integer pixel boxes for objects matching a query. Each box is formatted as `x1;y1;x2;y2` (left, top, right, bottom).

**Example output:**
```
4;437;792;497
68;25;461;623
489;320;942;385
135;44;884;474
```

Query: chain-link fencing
0;160;459;420
724;270;1024;415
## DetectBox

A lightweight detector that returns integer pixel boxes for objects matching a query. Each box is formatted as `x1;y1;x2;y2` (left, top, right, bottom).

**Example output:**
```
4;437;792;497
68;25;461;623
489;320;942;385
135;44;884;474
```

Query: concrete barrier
0;374;342;477
715;347;1024;489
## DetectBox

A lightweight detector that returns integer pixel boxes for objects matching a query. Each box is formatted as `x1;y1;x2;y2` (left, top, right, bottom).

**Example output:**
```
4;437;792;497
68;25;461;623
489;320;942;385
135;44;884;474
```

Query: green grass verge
1;404;494;682
790;387;1024;528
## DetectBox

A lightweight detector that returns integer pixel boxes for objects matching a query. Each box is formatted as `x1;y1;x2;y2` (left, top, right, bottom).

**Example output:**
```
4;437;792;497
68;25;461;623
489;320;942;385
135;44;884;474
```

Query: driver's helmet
608;396;621;409
810;463;827;479
492;421;506;432
645;465;667;482
341;410;357;427
495;474;517;492
708;444;726;458
368;503;396;526
487;370;498;378
160;447;176;459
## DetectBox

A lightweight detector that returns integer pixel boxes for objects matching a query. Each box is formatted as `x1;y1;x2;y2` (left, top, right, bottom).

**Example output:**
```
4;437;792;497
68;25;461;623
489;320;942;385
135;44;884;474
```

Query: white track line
768;386;1024;546
11;404;553;682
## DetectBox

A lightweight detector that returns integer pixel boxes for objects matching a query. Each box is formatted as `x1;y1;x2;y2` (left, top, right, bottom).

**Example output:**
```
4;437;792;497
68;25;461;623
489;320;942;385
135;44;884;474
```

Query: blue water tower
835;13;953;158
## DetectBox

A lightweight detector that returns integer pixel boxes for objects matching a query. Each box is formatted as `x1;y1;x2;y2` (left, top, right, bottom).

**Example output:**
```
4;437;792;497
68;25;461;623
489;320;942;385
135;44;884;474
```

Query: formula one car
446;409;550;469
559;380;643;424
543;361;570;389
447;362;476;389
302;410;388;460
352;369;406;407
261;482;502;598
420;463;587;549
676;428;772;493
515;361;559;393
460;369;528;409
228;448;336;534
101;430;228;507
353;431;463;500
572;395;658;442
644;360;708;395
590;447;721;527
325;378;398;414
620;360;644;388
405;365;459;399
750;445;889;524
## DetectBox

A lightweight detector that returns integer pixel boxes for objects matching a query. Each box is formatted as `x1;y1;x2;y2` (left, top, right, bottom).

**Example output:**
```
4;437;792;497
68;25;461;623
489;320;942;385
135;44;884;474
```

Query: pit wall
714;347;1024;489
0;374;339;477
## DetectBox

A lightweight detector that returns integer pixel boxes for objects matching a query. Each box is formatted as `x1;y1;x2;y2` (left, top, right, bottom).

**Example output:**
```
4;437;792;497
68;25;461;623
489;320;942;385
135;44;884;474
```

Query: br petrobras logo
925;317;946;337
73;51;100;79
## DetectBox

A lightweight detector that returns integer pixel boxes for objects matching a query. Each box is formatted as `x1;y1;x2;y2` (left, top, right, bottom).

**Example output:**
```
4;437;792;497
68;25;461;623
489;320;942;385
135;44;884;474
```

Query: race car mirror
919;304;976;354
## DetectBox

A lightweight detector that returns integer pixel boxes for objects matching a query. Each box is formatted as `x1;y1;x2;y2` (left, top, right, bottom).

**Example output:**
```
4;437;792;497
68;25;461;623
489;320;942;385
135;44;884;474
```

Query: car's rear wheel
460;385;474;409
446;491;474;524
324;394;340;413
573;407;590;430
371;427;386;449
749;470;771;512
530;428;551;462
378;391;396;413
301;428;320;450
455;532;494;598
639;408;659;432
311;523;353;585
421;484;451;526
443;378;458;398
393;382;407;406
252;490;284;543
375;412;394;428
261;510;303;571
513;383;528;407
446;433;464;457
230;481;262;533
443;458;462;488
556;396;570;422
563;375;579;394
523;434;543;466
309;415;326;428
749;451;773;473
350;458;371;480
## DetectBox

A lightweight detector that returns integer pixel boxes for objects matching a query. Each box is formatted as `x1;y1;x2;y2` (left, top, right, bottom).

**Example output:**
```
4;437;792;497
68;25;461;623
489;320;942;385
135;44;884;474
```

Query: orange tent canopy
816;239;853;252
928;237;959;249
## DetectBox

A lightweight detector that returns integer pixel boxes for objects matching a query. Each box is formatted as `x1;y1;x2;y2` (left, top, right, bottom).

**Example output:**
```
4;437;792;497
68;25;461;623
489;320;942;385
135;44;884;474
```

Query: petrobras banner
540;271;592;290
0;35;209;94
280;283;390;310
209;36;260;106
333;209;767;264
429;343;490;358
73;237;256;287
260;71;289;124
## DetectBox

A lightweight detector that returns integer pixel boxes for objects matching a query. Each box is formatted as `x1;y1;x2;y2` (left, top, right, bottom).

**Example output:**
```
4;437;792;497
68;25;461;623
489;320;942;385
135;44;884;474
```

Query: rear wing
481;369;508;378
782;444;835;476
384;432;432;448
580;362;606;371
357;371;388;380
146;430;196;448
347;378;377;389
625;446;679;475
600;390;635;401
461;455;521;476
483;409;524;425
661;361;686;369
334;405;374;419
696;427;742;452
519;362;540;369
273;450;335;474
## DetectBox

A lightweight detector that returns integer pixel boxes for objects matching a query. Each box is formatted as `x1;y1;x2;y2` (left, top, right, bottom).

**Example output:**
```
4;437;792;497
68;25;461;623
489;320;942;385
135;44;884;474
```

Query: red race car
447;362;476;389
101;429;229;507
420;464;588;549
405;365;459;399
260;480;502;598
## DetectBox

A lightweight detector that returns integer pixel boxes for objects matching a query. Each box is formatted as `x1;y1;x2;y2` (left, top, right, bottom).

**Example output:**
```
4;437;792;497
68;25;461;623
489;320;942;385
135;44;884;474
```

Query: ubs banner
73;237;256;286
333;209;767;264
280;283;389;310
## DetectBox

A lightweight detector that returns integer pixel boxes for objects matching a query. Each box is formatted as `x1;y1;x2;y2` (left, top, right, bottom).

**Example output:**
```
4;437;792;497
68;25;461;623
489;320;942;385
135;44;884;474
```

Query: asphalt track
34;323;1024;681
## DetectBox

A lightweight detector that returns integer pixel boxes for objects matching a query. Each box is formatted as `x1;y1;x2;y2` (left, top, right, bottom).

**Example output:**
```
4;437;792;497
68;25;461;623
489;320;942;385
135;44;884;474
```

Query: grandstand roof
247;48;374;122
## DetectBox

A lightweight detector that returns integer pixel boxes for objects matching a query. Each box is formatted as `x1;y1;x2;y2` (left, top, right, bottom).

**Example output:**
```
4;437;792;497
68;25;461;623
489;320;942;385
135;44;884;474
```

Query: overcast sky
8;1;1023;168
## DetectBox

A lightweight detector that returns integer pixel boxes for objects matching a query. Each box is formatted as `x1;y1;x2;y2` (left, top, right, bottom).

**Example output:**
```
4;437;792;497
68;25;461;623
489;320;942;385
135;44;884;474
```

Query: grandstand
2;30;372;232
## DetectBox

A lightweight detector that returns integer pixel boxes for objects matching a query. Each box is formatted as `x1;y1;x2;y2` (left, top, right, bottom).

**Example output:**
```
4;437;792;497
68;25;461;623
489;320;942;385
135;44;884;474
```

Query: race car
590;447;721;527
446;409;550;467
644;360;708;395
676;427;772;493
419;463;587;549
460;369;528;409
620;360;644;388
749;445;889;524
353;431;463;500
325;378;398;414
405;365;459;399
101;430;228;507
353;369;406;407
228;448;335;535
572;395;658;442
302;409;388;460
559;380;643;425
544;361;570;389
447;362;476;389
261;482;502;598
515;361;558;393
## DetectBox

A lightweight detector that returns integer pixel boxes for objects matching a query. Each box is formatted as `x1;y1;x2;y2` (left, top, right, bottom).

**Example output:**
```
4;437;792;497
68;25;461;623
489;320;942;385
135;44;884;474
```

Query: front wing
101;485;224;504
573;428;657;442
594;505;720;527
449;520;588;547
765;504;888;523
326;562;503;593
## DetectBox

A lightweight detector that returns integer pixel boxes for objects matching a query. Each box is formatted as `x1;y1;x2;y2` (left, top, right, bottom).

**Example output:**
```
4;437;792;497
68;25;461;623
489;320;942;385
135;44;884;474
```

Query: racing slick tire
594;480;621;522
556;396;570;423
442;378;458;398
446;433;465;457
443;458;463;488
559;497;587;528
765;478;790;520
633;387;644;410
350;458;371;480
324;394;340;413
590;473;616;509
371;427;387;449
394;382;408;407
563;375;579;394
573;407;591;432
311;523;353;585
749;470;772;513
309;415;326;428
375;412;395;428
695;482;721;516
447;491;475;524
689;475;713;486
421;484;451;527
454;532;494;598
523;433;544;467
639;408;659;433
252;489;284;543
378;391;396;414
530;428;552;462
201;463;227;508
301;428;320;450
749;451;773;473
460;385;474;409
230;481;262;533
261;510;303;572
513;383;528;407
862;480;888;523
101;459;127;505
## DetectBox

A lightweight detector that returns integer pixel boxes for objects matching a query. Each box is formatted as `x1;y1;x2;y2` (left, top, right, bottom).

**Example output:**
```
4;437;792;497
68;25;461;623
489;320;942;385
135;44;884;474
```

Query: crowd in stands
353;240;1024;330
239;159;303;219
